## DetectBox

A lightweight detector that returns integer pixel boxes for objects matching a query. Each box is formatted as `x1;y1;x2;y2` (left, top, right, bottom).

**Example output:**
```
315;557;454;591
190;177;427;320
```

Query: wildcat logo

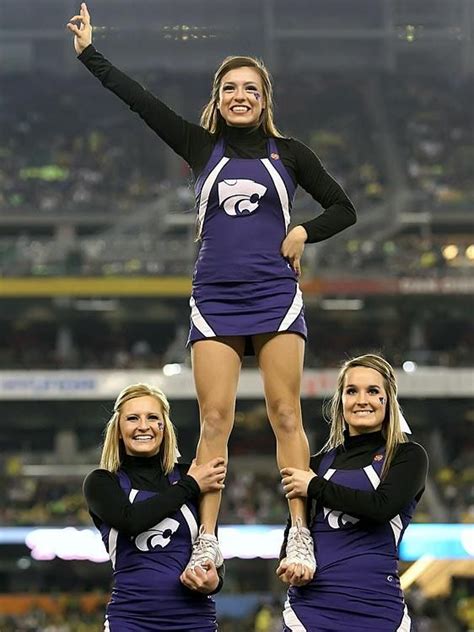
218;179;267;216
323;507;359;529
134;517;180;551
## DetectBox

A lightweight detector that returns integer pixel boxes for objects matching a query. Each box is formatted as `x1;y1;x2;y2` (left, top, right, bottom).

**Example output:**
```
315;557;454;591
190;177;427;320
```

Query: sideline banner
0;368;472;399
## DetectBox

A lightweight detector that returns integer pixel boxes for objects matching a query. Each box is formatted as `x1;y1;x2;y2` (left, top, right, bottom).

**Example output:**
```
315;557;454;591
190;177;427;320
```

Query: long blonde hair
200;55;283;138
100;383;178;475
322;354;408;479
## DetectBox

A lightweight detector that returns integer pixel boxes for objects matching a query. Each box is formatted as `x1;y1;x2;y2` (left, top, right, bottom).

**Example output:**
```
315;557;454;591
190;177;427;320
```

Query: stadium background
0;0;473;630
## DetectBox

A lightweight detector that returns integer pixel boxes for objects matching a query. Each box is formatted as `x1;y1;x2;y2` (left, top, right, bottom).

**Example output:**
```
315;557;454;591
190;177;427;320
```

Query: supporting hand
180;561;220;593
281;467;316;499
187;458;226;493
276;558;313;586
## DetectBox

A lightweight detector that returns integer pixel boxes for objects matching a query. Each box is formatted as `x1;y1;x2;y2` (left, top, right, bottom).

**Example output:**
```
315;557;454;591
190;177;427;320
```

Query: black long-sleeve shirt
78;45;356;243
280;431;428;558
83;454;224;592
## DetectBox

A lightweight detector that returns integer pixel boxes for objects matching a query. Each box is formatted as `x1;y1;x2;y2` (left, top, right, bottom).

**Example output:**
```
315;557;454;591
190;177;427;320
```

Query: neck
122;452;163;468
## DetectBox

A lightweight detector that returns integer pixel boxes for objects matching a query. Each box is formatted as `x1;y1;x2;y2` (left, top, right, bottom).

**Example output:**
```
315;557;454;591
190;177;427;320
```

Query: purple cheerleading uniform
283;448;416;632
188;137;307;346
98;467;217;631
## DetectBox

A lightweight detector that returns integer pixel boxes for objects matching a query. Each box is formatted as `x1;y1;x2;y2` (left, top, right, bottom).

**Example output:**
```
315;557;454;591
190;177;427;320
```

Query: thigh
253;332;305;402
191;337;245;408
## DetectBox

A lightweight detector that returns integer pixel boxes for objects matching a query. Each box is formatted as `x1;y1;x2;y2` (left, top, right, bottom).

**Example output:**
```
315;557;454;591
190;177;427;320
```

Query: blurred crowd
1;300;471;369
385;76;474;213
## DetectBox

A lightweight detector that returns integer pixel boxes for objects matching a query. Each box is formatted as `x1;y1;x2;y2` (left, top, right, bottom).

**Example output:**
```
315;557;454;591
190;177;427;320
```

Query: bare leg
253;332;310;527
192;336;245;534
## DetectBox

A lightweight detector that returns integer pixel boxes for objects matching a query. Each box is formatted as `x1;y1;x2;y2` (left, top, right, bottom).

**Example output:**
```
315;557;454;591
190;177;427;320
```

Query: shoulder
275;137;322;166
83;468;118;489
394;441;429;466
275;136;317;154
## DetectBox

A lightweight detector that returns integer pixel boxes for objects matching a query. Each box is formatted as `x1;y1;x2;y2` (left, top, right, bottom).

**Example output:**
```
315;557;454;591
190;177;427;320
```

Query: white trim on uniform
396;604;412;631
363;465;381;489
107;488;139;570
261;158;291;230
104;615;110;631
108;528;118;570
323;468;336;481
189;296;216;337
198;157;230;234
180;503;199;543
282;598;308;631
390;513;404;546
278;286;303;332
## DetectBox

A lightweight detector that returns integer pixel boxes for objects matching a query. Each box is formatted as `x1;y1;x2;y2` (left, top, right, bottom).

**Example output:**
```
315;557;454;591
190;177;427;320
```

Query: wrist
294;225;308;242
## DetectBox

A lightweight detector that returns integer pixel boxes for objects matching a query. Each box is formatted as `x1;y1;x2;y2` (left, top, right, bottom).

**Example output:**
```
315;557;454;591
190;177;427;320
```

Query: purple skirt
187;278;307;354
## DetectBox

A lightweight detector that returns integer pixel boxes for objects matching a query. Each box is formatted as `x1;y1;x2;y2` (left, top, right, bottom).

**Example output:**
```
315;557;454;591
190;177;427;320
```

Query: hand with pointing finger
66;3;93;55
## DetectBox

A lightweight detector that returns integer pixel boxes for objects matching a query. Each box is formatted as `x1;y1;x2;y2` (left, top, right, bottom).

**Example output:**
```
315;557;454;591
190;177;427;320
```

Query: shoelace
188;529;221;568
287;519;315;568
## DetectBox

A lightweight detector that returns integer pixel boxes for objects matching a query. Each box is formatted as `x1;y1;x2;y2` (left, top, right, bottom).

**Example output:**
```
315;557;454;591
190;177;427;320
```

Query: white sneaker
187;526;224;570
285;517;316;574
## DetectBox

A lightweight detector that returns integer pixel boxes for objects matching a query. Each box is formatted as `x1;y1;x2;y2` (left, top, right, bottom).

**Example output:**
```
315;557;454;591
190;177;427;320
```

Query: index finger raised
81;3;91;22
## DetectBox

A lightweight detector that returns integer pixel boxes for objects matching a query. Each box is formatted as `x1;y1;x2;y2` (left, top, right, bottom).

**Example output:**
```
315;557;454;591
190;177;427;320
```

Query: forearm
84;471;200;536
301;202;356;243
307;444;428;523
77;45;208;162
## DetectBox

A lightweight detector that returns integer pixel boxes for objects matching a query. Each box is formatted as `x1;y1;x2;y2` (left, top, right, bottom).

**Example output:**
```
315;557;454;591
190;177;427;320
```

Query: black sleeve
307;442;428;523
83;468;200;537
210;564;225;595
77;45;212;168
289;139;357;243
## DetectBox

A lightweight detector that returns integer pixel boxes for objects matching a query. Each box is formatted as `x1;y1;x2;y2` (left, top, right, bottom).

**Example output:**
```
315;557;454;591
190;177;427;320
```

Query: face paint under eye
156;421;165;431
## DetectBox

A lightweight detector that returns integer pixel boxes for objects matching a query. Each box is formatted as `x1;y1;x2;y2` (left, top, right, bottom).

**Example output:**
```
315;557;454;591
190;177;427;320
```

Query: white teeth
354;410;373;415
134;436;153;440
231;106;249;112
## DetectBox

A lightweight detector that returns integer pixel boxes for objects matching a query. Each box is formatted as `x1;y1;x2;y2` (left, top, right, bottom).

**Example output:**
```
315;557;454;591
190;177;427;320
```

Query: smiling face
342;367;387;436
118;395;165;457
217;66;265;128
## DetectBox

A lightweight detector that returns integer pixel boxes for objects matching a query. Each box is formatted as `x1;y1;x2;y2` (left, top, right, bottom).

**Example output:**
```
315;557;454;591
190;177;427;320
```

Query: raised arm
67;3;212;166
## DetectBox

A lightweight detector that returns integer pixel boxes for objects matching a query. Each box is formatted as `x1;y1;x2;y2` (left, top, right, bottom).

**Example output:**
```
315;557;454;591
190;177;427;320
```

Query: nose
234;86;246;100
137;415;150;430
356;391;368;405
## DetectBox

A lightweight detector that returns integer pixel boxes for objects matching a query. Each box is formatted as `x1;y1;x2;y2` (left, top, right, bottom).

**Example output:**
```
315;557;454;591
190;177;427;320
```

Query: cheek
341;397;350;417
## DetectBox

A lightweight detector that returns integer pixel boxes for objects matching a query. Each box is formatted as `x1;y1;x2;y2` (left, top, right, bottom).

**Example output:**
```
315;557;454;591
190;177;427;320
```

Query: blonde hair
322;354;408;479
200;55;283;138
100;383;178;475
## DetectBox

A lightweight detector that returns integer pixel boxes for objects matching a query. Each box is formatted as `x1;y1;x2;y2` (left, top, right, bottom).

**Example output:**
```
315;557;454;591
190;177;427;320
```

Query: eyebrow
125;411;162;416
222;81;259;86
345;384;381;389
